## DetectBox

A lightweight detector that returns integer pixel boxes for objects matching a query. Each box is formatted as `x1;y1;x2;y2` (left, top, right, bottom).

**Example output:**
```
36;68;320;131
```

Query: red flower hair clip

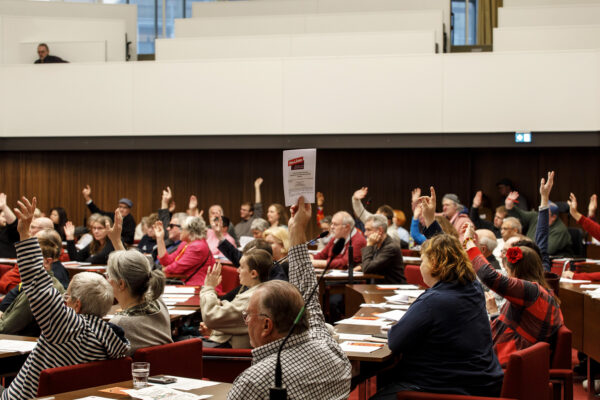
506;247;523;264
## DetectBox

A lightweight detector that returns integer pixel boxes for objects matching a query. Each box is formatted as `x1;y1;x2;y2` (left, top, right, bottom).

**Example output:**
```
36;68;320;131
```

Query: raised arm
14;196;85;343
536;171;553;271
0;193;16;224
107;208;126;251
153;221;167;259
351;187;372;223
287;197;328;337
569;192;600;241
254;178;263;218
410;206;426;245
419;187;443;238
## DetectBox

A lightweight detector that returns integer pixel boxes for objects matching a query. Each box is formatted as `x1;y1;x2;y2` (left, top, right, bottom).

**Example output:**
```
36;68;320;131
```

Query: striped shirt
227;244;351;400
1;238;130;400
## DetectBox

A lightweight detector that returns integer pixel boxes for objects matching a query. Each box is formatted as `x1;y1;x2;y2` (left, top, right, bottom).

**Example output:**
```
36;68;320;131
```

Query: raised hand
472;190;483;209
82;185;92;202
64;221;75;240
413;203;422;219
588;194;597;218
505;191;519;210
539;171;554;207
204;262;222;289
188;195;199;216
353;187;368;200
562;270;574;279
254;177;263;188
153;221;165;240
0;193;6;209
106;209;125;250
418;186;436;228
289;196;311;246
212;216;224;240
14;196;37;240
568;193;582;222
161;186;172;209
460;222;477;248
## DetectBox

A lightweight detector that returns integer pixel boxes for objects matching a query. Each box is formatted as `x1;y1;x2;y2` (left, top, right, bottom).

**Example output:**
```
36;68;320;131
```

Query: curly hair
421;234;476;285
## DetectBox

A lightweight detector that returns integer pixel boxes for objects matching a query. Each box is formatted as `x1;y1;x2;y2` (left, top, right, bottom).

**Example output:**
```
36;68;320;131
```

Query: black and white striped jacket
1;238;130;400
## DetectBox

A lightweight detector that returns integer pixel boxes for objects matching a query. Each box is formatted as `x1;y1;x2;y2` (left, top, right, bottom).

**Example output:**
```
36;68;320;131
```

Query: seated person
48;207;68;241
476;229;501;270
137;213;159;254
500;217;522;242
312;211;365;269
0;230;66;336
372;190;503;399
266;203;289;229
497;178;528;210
34;43;68;63
65;215;115;264
360;214;405;284
469;191;503;238
206;216;236;257
0;193;19;259
228;197;351;399
82;185;136;245
199;249;272;348
393;209;410;248
1;196;129;400
250;218;269;239
234;177;264;239
263;226;290;278
441;193;472;240
155;217;216;287
505;191;572;256
464;172;563;365
105;213;172;355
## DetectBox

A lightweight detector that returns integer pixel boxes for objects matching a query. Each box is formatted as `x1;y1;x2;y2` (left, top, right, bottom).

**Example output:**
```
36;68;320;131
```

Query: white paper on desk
586;259;600;264
169;309;197;316
0;339;37;353
0;258;17;263
403;256;422;264
334;317;389;326
164;286;196;294
74;396;115;400
587;290;600;299
361;303;410;310
326;270;364;277
560;278;592;284
338;333;371;341
377;284;419;290
163;376;219;390
339;341;384;353
282;148;316;207
581;284;600;289
393;289;425;296
162;294;194;299
375;310;406;322
123;386;209;400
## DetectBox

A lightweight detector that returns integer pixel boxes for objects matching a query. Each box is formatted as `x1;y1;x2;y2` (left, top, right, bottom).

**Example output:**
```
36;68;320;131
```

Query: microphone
270;238;346;399
347;235;354;284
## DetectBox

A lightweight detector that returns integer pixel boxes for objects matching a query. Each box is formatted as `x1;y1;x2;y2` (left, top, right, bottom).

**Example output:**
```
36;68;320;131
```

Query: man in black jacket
82;185;135;245
361;214;405;284
34;43;68;64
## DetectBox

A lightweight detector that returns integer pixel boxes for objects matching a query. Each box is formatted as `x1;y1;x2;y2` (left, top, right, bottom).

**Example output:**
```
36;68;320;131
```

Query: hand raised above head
82;185;91;200
472;190;483;209
289;196;311;246
567;193;582;221
161;186;172;208
254;177;263;187
106;209;125;250
204;262;222;289
505;191;519;210
353;187;368;200
588;194;597;217
14;196;37;240
0;193;7;209
64;221;75;241
539;171;554;204
153;220;165;240
418;186;436;227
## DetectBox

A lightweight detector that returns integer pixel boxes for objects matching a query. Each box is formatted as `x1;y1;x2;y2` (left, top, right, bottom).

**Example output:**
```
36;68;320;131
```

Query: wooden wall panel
0;148;598;238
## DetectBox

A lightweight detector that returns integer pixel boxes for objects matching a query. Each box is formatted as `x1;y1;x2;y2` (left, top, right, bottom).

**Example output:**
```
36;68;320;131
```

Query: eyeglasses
241;310;270;324
168;224;181;229
62;293;71;302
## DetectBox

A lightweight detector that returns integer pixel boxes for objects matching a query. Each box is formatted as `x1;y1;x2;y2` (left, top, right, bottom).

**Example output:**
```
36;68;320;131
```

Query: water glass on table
132;362;150;389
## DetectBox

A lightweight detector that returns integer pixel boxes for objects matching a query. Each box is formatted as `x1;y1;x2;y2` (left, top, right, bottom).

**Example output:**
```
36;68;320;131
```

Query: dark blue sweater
388;279;503;396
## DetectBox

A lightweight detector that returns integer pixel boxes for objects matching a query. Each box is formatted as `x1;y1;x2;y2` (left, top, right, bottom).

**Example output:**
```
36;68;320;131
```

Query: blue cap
119;198;133;208
548;201;559;215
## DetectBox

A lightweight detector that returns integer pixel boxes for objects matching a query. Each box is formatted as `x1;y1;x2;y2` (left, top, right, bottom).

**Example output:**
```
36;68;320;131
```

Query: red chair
404;265;428;288
37;357;132;396
0;264;13;278
133;338;203;379
550;325;573;400
397;342;551;400
218;265;241;296
202;347;252;383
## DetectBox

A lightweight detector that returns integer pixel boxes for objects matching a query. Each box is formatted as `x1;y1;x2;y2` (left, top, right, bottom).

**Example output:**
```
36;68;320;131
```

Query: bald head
30;217;54;236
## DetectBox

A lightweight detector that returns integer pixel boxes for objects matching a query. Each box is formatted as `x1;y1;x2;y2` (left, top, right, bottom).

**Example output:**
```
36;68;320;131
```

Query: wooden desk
64;264;106;279
35;379;232;399
0;334;37;377
558;282;585;350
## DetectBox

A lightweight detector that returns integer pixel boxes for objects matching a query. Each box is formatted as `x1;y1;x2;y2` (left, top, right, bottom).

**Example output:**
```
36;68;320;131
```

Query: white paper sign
283;149;316;207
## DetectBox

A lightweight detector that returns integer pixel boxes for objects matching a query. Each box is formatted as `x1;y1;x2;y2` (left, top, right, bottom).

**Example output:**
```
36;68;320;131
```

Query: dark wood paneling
1;148;598;237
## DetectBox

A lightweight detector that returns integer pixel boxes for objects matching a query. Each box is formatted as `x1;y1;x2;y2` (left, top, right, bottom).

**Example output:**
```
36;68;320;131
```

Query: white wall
494;26;600;52
175;10;444;52
1;15;126;63
0;51;598;137
498;5;600;27
191;0;450;50
0;0;137;60
504;0;600;7
155;31;436;61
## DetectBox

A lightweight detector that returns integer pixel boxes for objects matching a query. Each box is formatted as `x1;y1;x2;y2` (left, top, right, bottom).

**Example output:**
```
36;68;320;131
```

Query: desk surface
0;334;37;359
35;380;232;399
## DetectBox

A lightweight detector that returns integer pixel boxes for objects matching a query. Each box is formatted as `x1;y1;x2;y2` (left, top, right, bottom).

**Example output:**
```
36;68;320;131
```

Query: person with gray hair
250;218;269;238
154;215;216;287
475;229;501;270
500;217;522;242
107;250;172;355
0;196;129;400
312;210;365;269
360;214;405;283
442;193;472;241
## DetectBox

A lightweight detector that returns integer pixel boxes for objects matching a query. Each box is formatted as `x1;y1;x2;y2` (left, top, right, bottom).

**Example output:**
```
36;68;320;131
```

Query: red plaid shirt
468;247;563;365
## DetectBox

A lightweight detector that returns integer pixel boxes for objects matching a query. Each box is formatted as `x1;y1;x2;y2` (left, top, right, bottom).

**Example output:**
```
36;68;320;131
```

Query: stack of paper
374;310;406;322
339;341;384;353
334;316;389;326
376;284;420;290
0;340;37;353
